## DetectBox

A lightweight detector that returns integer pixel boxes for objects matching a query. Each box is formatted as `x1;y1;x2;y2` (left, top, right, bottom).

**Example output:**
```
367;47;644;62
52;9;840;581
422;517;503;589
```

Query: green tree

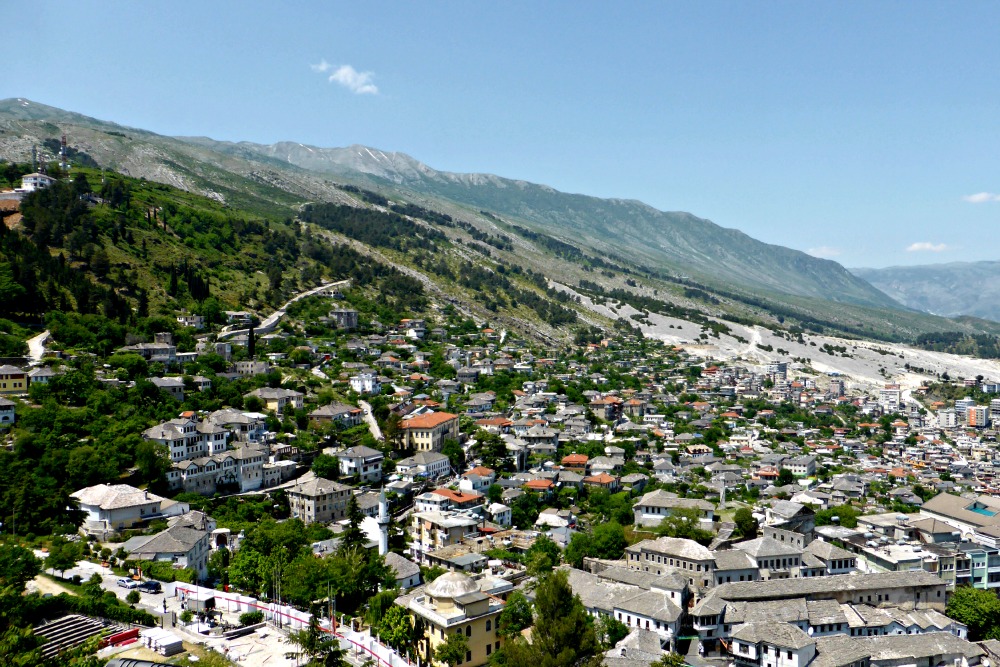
434;632;469;667
497;590;533;639
946;586;1000;641
312;454;340;480
287;605;348;667
776;468;796;486
45;536;81;578
733;507;759;539
595;615;628;648
375;604;413;653
338;494;366;554
441;438;465;471
653;652;687;667
0;544;40;590
591;522;626;560
526;570;599;667
654;508;714;545
126;590;141;606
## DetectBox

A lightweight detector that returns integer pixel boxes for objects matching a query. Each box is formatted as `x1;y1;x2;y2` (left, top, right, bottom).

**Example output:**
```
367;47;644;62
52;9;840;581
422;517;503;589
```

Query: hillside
4;97;1000;351
179;138;900;310
852;262;1000;322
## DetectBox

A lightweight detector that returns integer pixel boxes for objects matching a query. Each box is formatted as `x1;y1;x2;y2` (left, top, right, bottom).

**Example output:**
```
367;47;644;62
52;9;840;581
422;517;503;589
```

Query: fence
173;584;415;667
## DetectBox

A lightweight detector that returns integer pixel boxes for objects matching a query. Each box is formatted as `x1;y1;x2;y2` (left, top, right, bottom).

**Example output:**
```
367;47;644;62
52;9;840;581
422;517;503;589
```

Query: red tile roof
401;411;458;429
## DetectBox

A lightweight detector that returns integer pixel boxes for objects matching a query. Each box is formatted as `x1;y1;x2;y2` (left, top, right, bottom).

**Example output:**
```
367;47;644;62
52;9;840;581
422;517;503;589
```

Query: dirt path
27;574;73;596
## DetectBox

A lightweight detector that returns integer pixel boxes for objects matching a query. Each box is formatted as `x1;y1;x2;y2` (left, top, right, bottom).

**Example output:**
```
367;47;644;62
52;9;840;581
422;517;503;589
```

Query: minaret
377;488;390;556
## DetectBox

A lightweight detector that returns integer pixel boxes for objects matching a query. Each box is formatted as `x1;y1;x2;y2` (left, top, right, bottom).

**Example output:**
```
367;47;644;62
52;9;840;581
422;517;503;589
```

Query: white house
18;172;56;192
71;484;187;539
730;622;816;667
350;372;382;395
327;445;384;483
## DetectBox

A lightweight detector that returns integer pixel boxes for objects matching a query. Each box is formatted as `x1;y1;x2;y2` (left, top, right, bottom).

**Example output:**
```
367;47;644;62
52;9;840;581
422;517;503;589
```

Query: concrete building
396;571;505;666
287;473;351;524
0;364;27;396
326;445;384;483
123;511;214;580
71;484;186;539
400;411;460;452
0;397;14;426
632;489;715;529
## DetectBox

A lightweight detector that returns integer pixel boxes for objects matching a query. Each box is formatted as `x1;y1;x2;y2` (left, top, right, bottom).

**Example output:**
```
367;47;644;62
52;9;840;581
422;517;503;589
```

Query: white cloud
311;61;378;95
906;242;949;253
806;246;841;258
963;192;1000;203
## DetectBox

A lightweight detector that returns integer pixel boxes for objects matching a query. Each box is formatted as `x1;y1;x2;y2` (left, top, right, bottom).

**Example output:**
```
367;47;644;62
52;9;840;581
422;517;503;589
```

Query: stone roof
288;473;350;497
627;536;714;561
812;633;982;667
804;538;854;562
613;589;682;623
714;571;943;602
731;621;814;649
385;551;421;582
71;484;164;510
733;536;803;559
634;488;714;511
713;549;757;571
126;524;206;559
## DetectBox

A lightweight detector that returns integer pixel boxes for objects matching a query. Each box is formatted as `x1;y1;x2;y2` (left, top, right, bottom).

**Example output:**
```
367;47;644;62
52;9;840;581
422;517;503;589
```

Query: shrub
240;610;264;626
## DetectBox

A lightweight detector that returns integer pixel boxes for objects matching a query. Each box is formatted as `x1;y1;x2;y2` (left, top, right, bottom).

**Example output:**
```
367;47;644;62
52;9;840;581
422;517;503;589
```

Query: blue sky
4;2;999;268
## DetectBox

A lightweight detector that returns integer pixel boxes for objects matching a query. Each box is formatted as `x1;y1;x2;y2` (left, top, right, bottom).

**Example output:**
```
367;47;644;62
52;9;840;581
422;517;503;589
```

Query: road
217;279;352;341
359;400;383;441
26;330;49;363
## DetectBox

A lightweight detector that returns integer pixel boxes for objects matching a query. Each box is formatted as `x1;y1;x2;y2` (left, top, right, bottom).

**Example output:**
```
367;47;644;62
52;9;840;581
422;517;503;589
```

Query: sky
3;2;999;269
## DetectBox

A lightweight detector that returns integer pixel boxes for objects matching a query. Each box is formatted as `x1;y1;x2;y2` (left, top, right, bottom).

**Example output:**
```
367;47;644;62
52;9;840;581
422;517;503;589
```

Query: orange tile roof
401;411;458;429
465;466;495;477
524;479;554;490
432;488;482;504
583;473;616;484
562;454;589;465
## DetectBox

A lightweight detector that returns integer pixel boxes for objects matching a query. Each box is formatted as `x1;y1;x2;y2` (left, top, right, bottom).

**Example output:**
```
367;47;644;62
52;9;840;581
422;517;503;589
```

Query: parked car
137;580;162;594
116;577;140;589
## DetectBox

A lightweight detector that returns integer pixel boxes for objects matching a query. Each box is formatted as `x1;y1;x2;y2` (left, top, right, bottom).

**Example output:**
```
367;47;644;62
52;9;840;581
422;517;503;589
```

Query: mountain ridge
852;261;1000;322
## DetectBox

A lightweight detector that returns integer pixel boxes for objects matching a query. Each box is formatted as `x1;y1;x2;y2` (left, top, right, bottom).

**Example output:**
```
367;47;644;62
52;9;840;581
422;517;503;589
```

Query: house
309;402;364;428
396;571;505;666
329;309;359;330
396;451;452;479
71;484;186;539
461;466;496;494
18;172;56;192
326;445;384;483
350;372;382;395
165;445;269;495
123;511;214;579
176;314;205;330
149;377;185;401
143;417;230;463
583;473;620;492
561;453;590;471
27;366;56;386
486;503;512;527
400;411;460;452
385;551;421;589
0;397;14;426
287;473;351;524
0;365;27;396
234;361;271;376
633;489;715;529
246;387;304;414
409;511;482;561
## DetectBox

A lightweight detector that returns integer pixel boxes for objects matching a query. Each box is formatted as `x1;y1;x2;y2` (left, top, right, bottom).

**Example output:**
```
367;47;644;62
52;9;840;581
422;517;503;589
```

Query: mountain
5;97;1000;345
179;138;900;310
852;262;1000;322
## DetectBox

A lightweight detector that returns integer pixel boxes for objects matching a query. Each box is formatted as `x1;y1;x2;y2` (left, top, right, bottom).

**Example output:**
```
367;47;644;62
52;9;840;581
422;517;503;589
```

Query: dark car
137;580;162;594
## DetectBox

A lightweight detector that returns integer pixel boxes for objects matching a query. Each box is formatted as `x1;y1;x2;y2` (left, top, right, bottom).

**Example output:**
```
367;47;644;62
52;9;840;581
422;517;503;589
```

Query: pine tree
338;494;365;554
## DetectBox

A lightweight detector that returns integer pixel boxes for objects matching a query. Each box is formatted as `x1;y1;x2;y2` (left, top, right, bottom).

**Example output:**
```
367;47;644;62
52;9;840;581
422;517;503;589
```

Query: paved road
26;330;49;363
217;279;352;341
359;400;383;441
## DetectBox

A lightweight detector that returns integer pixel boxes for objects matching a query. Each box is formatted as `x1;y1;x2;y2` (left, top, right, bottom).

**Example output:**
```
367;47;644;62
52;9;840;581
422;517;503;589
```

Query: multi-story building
397;451;452;479
396;571;506;666
0;397;14;426
125;511;215;579
0;365;27;396
632;489;715;529
287;474;351;524
309;402;364;428
400;411;460;452
143;417;230;463
967;405;990;429
71;483;186;539
246;387;304;415
326;445;384;483
350;372;382;395
410;511;482;562
166;445;269;495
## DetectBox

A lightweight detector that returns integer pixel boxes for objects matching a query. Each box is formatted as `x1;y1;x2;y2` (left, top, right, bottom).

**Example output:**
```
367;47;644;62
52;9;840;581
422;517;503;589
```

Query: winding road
217;279;352;340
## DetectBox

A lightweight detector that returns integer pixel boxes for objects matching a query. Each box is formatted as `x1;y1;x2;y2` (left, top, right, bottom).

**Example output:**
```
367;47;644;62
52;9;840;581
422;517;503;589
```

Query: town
4;268;1000;667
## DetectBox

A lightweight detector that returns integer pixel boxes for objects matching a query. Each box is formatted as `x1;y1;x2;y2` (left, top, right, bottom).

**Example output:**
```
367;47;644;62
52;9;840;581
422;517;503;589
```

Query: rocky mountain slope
181;138;900;309
4;97;1000;348
852;262;1000;322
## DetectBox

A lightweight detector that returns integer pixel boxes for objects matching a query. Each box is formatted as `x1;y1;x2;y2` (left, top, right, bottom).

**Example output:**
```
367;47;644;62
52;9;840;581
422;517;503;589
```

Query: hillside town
4;283;1000;667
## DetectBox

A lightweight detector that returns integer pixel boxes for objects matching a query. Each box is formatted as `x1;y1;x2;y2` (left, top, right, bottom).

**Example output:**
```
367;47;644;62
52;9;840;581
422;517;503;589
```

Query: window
465;651;471;663
487;645;492;656
466;625;472;637
486;620;491;631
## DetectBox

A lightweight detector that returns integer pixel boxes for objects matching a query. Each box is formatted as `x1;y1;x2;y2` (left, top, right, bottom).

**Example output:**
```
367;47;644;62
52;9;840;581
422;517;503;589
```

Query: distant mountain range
852;262;1000;322
3;97;1000;341
181;137;901;310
